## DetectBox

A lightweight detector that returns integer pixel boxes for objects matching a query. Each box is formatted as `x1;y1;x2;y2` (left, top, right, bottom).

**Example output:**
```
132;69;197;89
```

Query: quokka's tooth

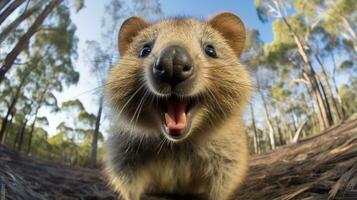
165;113;174;125
178;112;187;125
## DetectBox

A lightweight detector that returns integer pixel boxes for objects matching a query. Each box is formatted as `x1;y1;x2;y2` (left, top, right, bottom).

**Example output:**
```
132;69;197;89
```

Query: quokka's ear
118;17;149;56
208;12;246;57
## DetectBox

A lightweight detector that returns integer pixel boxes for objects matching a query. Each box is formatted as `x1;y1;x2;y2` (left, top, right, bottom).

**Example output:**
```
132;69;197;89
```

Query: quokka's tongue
164;99;187;132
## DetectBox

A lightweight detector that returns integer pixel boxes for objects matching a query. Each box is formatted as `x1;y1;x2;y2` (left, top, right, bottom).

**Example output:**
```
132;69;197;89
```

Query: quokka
104;12;252;200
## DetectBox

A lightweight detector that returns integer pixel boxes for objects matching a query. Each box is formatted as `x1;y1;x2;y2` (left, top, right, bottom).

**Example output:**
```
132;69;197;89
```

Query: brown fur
104;12;252;200
119;17;149;55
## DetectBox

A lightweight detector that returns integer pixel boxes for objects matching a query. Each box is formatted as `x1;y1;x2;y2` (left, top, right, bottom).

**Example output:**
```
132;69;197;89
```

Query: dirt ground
1;117;356;200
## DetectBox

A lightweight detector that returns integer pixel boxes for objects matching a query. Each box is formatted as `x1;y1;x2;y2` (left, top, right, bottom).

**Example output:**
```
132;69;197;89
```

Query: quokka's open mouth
158;96;198;142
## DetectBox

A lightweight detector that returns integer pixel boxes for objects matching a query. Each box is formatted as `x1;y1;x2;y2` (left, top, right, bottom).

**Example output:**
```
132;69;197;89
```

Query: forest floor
1;115;357;200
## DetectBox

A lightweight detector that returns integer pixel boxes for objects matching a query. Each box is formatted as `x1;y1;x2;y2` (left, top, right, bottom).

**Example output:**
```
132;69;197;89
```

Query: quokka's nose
153;45;194;86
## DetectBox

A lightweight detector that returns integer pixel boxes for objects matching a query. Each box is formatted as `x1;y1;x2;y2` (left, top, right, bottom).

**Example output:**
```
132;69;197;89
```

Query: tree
0;0;46;45
26;116;48;155
0;0;84;83
249;103;260;153
293;0;353;122
83;41;111;168
0;0;64;83
0;67;30;143
242;29;277;150
0;1;80;152
57;99;104;166
0;0;12;12
0;0;25;25
255;0;333;129
304;0;357;54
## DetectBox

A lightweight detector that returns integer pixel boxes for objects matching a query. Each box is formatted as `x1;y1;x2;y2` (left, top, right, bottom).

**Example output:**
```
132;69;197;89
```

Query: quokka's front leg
204;179;235;200
204;166;247;200
109;175;148;200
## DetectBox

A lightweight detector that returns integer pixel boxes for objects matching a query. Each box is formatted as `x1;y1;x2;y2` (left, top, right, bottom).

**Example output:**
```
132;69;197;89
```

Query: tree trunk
3;108;16;145
276;107;290;145
313;53;341;122
0;0;11;11
90;95;104;168
352;43;357;56
26;121;35;155
292;120;307;143
265;111;275;147
290;112;297;133
249;103;260;154
0;0;63;83
331;13;357;55
318;78;333;124
16;118;28;151
276;125;285;146
0;71;28;143
341;15;356;42
0;0;25;25
256;77;275;150
310;74;332;129
302;81;319;133
330;52;346;119
0;0;44;45
25;85;49;154
281;16;333;130
26;111;39;155
0;104;14;143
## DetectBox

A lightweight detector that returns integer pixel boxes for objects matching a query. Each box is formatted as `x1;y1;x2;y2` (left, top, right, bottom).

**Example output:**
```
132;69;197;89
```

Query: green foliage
270;82;292;101
339;79;357;116
338;60;354;70
61;99;85;111
73;0;85;13
293;0;322;19
44;99;104;166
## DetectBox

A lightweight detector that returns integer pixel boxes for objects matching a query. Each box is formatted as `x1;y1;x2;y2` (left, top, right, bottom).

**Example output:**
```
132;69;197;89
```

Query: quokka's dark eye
204;45;218;58
139;44;152;57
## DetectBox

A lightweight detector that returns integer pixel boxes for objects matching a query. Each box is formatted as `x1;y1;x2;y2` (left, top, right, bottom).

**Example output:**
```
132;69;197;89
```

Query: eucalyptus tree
0;0;12;12
13;97;33;150
298;0;357;55
83;41;111;168
248;103;260;154
0;0;63;82
255;0;334;130
0;0;46;45
26;124;49;157
57;99;103;166
0;1;79;151
339;78;357;117
242;29;277;150
26;116;48;154
15;3;79;150
292;0;353;122
49;122;79;165
0;0;84;83
0;67;30;143
0;0;26;25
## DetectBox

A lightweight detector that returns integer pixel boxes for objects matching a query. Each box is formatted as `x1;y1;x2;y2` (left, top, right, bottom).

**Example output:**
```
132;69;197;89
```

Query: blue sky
160;0;273;42
44;1;273;134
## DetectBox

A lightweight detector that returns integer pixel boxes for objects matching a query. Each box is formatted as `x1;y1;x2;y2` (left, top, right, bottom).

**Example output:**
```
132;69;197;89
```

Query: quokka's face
106;13;252;142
